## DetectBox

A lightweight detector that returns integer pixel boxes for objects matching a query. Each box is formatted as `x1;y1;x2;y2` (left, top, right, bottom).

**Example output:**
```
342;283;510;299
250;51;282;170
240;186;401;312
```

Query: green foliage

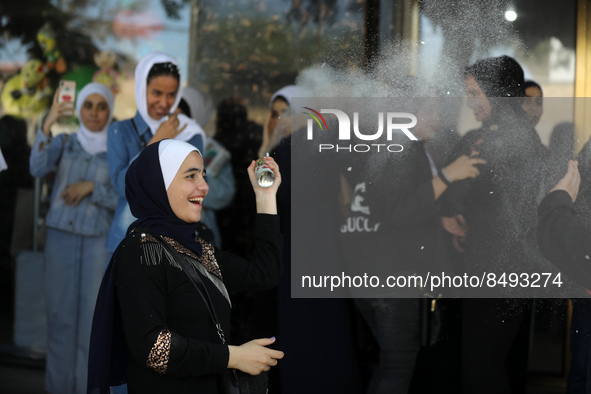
0;0;67;55
198;13;363;104
160;0;191;20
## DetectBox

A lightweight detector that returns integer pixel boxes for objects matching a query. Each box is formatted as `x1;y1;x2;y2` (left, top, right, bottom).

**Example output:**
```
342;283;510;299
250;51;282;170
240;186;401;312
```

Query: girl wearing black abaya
442;56;546;393
88;140;284;393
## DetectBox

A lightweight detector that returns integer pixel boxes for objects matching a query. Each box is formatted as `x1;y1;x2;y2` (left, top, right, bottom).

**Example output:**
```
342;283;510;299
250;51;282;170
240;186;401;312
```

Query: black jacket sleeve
439;133;476;217
216;213;283;291
537;190;591;288
386;146;439;226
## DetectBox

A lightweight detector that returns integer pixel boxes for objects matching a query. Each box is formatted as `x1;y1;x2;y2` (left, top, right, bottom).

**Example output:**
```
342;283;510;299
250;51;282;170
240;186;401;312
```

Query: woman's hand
42;89;75;136
442;214;468;253
228;338;284;375
441;214;467;237
444;151;486;182
60;181;94;206
247;156;281;214
148;110;187;145
452;235;466;253
550;160;580;203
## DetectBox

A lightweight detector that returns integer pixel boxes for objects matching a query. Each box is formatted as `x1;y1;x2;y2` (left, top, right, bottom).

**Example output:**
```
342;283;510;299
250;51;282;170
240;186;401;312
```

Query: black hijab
465;55;525;99
125;140;202;256
88;140;204;393
465;55;534;140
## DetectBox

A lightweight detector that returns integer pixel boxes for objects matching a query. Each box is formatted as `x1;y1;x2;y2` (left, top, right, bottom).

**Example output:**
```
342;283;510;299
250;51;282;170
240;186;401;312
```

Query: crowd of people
0;48;589;394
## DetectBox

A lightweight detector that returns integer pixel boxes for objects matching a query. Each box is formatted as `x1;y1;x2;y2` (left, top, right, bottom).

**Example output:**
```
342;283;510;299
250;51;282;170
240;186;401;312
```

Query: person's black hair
177;98;191;118
147;62;180;84
465;55;525;98
524;80;543;97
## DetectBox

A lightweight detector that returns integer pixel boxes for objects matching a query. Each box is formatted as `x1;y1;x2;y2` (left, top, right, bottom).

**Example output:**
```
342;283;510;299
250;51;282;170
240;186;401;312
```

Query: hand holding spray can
255;153;275;188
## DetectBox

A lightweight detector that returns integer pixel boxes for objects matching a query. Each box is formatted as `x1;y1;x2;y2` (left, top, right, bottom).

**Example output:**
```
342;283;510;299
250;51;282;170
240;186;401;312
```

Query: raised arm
216;157;282;290
537;160;591;287
29;130;67;178
30;89;74;178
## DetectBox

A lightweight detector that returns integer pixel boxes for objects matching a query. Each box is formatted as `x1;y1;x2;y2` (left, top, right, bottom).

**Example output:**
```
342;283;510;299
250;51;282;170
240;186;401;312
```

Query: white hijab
158;139;202;190
270;85;308;108
266;85;309;148
76;82;114;155
181;86;214;128
134;51;206;144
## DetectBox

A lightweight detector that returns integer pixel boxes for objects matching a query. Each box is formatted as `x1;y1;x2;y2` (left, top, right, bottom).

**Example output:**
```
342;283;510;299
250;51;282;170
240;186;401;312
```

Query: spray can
255;154;275;188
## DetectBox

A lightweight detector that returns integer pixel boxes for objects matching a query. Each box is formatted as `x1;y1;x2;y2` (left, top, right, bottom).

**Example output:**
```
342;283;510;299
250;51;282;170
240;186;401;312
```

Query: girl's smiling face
465;74;492;122
166;151;209;223
146;75;179;120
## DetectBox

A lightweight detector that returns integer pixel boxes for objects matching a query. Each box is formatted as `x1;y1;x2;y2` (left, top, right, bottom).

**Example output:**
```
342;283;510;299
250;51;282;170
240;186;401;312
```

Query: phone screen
58;81;76;102
58;80;76;116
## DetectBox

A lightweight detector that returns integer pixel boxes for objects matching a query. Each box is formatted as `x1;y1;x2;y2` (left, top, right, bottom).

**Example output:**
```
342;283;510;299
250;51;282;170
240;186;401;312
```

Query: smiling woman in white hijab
106;51;207;253
29;81;118;394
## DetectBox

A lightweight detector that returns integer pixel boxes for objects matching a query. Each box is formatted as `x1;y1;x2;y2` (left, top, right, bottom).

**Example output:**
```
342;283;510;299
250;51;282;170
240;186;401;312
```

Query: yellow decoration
1;59;52;118
37;23;67;74
93;50;119;94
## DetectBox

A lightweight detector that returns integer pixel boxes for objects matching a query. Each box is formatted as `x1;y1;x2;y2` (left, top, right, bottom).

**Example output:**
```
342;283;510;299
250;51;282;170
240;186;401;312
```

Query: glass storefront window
0;0;587;390
195;0;365;124
1;0;371;131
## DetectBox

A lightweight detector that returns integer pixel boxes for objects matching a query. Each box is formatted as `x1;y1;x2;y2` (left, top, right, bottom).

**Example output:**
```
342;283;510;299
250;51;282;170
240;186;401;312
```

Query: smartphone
58;80;76;116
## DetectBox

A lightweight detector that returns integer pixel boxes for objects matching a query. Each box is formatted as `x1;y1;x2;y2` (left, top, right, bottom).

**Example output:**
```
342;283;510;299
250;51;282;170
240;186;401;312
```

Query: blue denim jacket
30;129;118;236
106;111;205;251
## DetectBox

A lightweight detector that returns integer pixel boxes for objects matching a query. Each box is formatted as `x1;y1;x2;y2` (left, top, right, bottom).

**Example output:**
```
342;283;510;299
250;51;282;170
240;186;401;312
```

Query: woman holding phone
30;82;117;394
106;51;206;253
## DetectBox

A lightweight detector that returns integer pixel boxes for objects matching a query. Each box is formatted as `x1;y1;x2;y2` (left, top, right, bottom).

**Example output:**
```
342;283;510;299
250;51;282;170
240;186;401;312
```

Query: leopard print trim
137;232;223;280
146;329;171;374
196;239;223;281
161;236;200;260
